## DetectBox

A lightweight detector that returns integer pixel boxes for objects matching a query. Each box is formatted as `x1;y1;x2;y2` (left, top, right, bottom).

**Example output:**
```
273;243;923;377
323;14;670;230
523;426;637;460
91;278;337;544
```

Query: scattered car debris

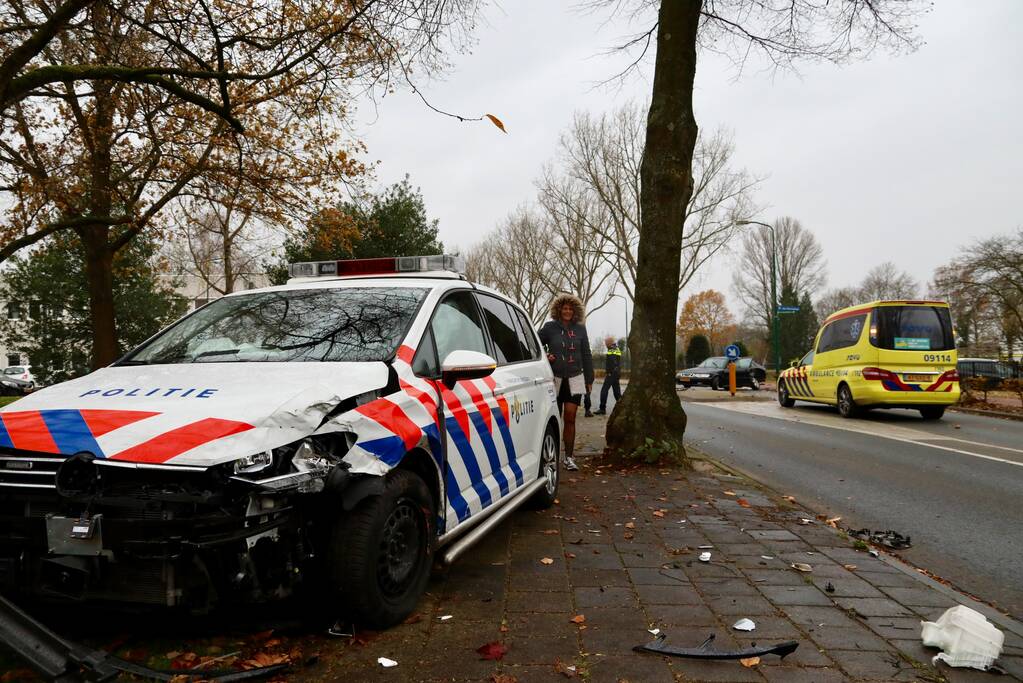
377;657;398;668
799;518;813;525
850;528;912;549
634;633;798;660
699;552;712;562
791;563;813;572
921;605;1004;670
761;555;774;560
439;615;453;621
732;618;756;632
869;550;880;558
0;593;288;681
698;545;714;549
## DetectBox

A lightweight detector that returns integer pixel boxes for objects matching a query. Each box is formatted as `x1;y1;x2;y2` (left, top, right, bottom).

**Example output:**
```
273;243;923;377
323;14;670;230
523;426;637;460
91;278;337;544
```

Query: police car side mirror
441;350;497;389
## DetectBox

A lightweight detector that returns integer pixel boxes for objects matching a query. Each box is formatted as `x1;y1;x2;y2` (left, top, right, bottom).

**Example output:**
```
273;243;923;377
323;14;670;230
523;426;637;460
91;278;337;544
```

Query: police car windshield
122;287;427;365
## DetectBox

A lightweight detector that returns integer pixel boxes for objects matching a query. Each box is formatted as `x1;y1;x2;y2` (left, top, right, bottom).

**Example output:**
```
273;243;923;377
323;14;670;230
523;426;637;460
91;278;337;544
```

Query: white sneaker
564;456;579;471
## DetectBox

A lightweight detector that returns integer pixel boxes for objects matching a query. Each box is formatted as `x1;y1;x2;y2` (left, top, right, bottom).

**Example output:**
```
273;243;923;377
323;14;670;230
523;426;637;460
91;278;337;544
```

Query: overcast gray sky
356;1;1022;339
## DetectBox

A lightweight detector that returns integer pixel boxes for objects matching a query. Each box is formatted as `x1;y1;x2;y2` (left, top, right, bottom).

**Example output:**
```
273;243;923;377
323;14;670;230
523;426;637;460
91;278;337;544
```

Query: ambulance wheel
919;406;945;420
528;423;560;510
837;384;860;419
778;380;795;407
329;469;434;629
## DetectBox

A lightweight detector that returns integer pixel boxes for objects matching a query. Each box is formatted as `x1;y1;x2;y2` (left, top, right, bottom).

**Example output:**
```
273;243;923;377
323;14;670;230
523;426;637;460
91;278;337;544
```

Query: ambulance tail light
288;254;465;279
947;368;959;382
861;367;897;381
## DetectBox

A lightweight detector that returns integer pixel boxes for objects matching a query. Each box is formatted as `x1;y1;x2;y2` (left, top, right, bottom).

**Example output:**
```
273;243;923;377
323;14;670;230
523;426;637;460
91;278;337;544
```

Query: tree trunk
81;227;118;368
605;0;701;465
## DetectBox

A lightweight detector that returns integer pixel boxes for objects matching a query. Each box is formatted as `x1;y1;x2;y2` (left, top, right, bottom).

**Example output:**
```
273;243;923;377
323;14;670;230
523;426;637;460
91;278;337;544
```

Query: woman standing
538;294;593;471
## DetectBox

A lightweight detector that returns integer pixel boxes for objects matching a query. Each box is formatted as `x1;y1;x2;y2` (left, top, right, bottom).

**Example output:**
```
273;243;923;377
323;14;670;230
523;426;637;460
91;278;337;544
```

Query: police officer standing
592;337;622;415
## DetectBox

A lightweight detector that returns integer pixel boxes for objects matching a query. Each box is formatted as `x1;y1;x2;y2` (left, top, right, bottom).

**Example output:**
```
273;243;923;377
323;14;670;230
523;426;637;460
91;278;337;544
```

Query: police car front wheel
329;469;435;629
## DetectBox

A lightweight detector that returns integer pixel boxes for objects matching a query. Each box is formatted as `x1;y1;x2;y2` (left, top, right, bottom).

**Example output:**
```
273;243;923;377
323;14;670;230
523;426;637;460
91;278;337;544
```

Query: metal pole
770;227;780;375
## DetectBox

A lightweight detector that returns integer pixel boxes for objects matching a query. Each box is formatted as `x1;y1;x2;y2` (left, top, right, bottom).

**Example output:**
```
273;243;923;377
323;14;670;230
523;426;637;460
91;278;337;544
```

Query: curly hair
549;293;585;324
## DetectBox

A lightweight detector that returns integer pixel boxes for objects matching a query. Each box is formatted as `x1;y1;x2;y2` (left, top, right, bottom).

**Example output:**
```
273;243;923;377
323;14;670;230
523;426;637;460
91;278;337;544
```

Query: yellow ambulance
778;300;960;420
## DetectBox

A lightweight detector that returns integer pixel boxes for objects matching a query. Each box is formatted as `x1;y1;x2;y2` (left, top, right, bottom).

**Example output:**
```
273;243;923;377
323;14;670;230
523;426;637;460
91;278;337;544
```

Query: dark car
957;357;1019;389
0;376;32;397
676;356;766;390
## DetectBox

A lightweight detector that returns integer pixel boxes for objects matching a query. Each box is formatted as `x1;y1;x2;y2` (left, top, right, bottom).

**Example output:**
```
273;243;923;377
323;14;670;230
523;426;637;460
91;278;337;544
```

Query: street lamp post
737;220;780;376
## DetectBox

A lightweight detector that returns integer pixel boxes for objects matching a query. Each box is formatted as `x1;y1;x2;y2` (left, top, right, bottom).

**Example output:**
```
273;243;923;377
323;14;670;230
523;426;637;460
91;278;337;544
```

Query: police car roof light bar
288;254;465;279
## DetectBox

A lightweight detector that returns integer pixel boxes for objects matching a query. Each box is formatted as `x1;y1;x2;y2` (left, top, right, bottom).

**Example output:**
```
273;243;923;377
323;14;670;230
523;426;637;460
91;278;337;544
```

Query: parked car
2;365;34;389
778;300;959;420
0;375;32;397
957;357;1019;388
0;254;560;628
676;356;766;390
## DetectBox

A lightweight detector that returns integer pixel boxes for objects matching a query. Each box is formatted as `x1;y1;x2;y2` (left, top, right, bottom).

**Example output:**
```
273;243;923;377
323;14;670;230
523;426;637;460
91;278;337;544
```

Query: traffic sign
725;344;741;361
776;305;800;314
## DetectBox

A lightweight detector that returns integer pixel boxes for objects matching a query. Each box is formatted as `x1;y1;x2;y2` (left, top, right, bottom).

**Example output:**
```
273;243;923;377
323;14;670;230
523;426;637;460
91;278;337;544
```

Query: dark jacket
538;320;594;384
604;346;622;378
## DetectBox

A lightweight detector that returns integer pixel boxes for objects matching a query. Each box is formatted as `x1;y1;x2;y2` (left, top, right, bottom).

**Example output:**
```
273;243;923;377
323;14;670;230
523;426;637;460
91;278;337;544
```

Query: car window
476;294;528;364
412;328;439;377
123;287;428;364
738;358;751;370
872;306;954;351
4;367;24;374
800;351;814;366
431;290;488;364
512;308;541;360
817;314;867;353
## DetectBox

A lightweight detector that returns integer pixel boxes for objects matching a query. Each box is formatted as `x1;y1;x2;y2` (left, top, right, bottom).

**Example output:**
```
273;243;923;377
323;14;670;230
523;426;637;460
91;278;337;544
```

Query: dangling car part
634;633;799;660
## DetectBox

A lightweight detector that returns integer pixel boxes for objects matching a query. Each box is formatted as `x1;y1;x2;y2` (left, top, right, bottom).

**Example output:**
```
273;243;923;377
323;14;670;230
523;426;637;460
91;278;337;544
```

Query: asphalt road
679;392;1023;620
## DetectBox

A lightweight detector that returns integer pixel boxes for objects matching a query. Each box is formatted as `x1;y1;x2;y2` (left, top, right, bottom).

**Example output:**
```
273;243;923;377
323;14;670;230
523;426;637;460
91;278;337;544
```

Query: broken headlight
230;437;348;493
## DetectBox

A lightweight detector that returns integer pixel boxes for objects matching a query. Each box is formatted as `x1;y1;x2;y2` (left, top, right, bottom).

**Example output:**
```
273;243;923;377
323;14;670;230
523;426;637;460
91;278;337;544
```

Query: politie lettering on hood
79;387;219;398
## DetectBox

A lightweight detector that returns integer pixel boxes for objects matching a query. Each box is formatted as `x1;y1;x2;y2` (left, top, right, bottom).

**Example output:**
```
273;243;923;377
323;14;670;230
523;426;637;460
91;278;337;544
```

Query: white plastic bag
921;605;1003;670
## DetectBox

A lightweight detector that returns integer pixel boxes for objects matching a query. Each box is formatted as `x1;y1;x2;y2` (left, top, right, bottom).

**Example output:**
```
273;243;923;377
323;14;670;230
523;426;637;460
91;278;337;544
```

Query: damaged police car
0;255;560;627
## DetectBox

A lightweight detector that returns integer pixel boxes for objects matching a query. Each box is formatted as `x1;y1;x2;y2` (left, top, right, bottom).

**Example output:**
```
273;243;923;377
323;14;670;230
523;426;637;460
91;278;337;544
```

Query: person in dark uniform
537;293;593;471
592;337;622;415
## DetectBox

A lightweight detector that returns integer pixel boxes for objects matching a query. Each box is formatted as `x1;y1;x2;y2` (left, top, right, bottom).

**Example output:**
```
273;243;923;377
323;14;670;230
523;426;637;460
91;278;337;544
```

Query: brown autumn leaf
570;614;586;624
737;498;751;508
485;114;507;133
499;623;509;633
491;674;518;683
553;657;578;678
624;521;636;529
740;656;761;667
565;552;576;559
623;532;634;540
240;652;290;670
843;564;858;571
783;495;796;502
541;529;560;535
403;613;423;625
723;490;736;496
652;510;666;518
476;641;508;661
540;557;554;565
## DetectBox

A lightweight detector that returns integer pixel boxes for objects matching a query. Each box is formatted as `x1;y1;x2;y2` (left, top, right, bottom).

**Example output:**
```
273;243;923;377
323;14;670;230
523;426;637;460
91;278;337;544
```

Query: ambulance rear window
872;306;954;352
122;287;427;364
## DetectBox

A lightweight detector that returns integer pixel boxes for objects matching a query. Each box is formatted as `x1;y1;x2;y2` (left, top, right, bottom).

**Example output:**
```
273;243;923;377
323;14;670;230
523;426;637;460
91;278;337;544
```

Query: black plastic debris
850;528;911;549
634;633;799;660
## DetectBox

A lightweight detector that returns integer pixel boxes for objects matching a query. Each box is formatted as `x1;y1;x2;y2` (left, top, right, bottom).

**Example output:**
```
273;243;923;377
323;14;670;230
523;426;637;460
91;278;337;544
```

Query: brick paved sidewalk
298;417;1023;683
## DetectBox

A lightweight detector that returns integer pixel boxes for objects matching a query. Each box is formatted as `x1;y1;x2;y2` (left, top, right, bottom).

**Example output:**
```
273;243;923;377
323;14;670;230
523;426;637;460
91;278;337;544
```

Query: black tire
920;406;946;420
711;376;722;391
528;424;560;510
749;376;761;391
778;380;795;407
837;384;860;419
328;469;434;629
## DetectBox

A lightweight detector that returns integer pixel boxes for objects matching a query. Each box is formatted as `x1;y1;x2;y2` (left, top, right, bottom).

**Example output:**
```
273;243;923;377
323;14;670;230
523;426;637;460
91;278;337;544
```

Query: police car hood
0;362;389;467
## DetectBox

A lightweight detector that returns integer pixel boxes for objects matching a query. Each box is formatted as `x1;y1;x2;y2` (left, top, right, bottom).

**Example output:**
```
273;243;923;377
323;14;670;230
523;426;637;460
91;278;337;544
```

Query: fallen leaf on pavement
652;510;666;518
240;652;290;670
623;531;634;540
723;490;736;496
843;564;858;571
491;674;518;683
541;529;560;535
540;557;554;565
737;498;751;508
403;613;422;625
476;641;508;661
826;517;842;527
624;521;635;529
570;615;586;624
740;656;761;667
554;658;577;678
791;563;813;572
783;495;796;502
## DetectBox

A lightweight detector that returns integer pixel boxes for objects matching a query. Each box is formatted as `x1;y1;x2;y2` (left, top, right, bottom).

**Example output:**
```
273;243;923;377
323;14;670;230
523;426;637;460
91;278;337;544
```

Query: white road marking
699;401;1023;469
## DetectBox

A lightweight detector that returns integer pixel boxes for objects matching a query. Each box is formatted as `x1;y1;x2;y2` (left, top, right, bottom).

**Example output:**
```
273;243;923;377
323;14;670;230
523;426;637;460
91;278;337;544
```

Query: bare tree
600;0;924;463
856;261;918;301
541;103;761;304
814;287;858;319
731;216;827;332
465;207;553;325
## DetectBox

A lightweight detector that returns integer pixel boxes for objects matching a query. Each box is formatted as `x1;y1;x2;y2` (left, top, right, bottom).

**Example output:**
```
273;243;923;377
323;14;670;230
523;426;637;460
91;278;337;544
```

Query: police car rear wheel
778;380;795;408
330;469;434;628
529;424;560;510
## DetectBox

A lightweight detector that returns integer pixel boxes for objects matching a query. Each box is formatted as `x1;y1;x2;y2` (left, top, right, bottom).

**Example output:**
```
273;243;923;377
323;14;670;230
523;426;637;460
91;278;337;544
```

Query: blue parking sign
725;344;741;361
